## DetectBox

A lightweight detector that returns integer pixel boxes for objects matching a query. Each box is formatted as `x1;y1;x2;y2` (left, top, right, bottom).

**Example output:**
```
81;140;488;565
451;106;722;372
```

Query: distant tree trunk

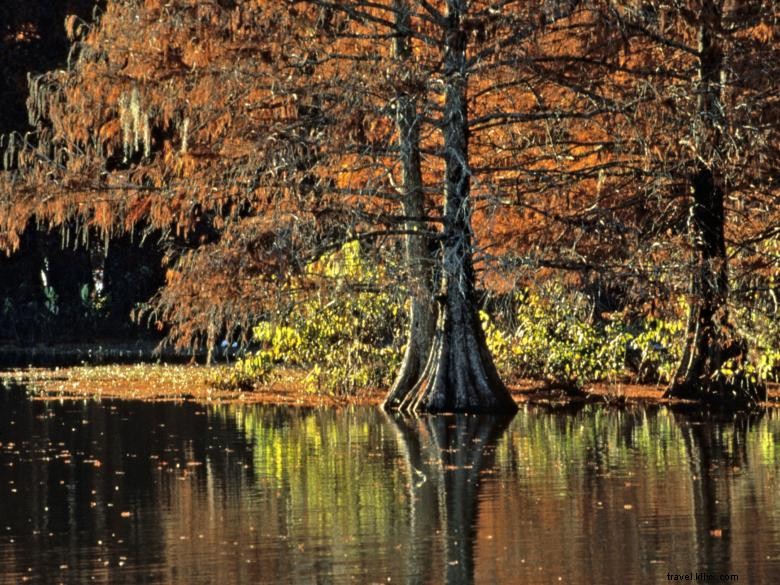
383;0;437;410
665;0;765;407
394;0;516;414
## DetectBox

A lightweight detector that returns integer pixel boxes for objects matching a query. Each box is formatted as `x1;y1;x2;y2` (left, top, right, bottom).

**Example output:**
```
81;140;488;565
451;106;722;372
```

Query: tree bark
664;1;765;407
383;0;437;410
392;0;517;415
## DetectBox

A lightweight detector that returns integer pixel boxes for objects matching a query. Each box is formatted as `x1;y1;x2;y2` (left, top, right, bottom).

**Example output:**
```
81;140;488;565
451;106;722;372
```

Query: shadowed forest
1;0;779;412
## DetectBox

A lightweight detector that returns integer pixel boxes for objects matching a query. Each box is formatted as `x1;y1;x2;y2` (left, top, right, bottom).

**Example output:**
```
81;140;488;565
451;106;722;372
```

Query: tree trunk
383;0;437;410
664;1;765;407
393;0;517;415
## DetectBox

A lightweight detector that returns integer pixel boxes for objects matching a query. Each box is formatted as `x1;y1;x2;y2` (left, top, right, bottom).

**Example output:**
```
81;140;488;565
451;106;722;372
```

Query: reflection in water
385;413;512;585
479;406;780;584
1;388;779;584
674;410;771;579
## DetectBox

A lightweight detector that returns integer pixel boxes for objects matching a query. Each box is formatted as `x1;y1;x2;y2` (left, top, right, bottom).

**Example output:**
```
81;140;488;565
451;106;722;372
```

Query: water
1;387;779;584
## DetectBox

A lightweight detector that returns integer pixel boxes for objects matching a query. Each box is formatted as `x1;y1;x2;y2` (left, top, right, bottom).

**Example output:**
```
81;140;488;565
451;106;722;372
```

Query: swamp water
1;388;779;584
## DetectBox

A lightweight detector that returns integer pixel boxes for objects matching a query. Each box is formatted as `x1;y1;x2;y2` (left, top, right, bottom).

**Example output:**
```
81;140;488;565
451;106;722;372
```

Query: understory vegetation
211;243;405;396
212;244;780;396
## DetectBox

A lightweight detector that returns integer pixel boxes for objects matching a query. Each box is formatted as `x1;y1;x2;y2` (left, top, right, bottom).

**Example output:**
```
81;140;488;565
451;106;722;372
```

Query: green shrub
213;257;780;395
628;311;685;384
483;285;631;390
733;301;780;383
210;351;274;391
212;241;405;395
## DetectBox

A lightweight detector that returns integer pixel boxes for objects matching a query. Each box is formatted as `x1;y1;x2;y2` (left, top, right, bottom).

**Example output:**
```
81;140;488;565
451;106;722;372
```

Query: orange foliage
1;0;777;347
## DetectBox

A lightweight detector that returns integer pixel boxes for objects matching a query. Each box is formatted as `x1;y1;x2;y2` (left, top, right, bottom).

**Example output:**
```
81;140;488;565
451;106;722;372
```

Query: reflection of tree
672;409;764;578
386;413;513;585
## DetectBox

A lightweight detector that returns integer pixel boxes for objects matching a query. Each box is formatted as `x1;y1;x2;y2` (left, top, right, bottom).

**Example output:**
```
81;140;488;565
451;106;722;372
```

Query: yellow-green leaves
214;242;405;395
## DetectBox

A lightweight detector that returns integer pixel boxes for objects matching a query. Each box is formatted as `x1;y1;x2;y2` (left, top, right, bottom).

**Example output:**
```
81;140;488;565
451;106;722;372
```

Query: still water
1;388;779;584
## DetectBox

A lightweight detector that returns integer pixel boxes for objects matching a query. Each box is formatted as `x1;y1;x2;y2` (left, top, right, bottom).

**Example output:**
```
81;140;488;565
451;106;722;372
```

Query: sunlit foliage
213;242;405;395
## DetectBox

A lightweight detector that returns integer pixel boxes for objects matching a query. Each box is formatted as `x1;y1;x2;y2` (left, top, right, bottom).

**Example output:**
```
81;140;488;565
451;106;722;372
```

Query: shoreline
2;363;779;410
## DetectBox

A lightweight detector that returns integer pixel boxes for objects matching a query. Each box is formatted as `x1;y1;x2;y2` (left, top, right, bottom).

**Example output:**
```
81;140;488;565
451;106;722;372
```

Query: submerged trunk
384;0;437;410
664;1;765;407
392;0;516;415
